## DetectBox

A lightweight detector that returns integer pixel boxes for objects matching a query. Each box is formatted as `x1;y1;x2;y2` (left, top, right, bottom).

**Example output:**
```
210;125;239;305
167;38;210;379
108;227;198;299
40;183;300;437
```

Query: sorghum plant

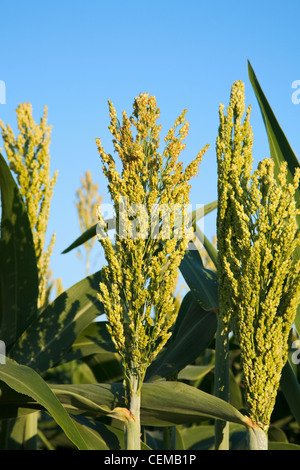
95;93;208;449
217;81;300;448
0;104;58;308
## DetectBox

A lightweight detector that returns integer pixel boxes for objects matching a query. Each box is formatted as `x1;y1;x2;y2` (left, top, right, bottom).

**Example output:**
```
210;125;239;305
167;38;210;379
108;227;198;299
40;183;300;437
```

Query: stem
125;372;142;450
247;424;268;450
214;316;230;450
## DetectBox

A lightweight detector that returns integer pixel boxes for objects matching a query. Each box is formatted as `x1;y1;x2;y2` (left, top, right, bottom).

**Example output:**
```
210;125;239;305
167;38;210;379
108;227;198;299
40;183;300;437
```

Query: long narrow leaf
0;359;89;450
63;321;116;363
0;378;252;430
0;154;39;348
248;61;300;185
9;271;104;373
145;292;217;381
248;60;300;334
50;381;249;429
179;248;219;311
280;360;300;429
195;225;218;269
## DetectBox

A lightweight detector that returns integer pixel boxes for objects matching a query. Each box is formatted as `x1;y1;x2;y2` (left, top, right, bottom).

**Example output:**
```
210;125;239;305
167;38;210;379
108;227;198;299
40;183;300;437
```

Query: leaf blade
0;153;39;348
146;292;217;381
248;60;300;334
179;249;219;311
9;271;104;373
0;359;89;449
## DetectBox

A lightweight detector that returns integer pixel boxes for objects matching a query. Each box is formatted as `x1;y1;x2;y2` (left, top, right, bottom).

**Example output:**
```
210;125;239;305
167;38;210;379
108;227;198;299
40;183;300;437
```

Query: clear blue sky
1;0;300;291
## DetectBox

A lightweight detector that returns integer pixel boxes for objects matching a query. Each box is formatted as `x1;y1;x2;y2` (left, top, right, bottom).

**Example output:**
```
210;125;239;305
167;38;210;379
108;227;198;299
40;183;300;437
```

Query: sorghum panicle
96;93;208;388
217;81;300;431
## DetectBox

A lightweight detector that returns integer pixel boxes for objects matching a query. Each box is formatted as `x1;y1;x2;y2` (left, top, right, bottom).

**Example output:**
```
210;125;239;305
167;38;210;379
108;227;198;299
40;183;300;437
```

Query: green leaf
295;314;300;339
177;364;214;382
280;360;300;429
141;382;248;427
195;225;218;269
0;153;39;348
190;200;217;227
268;441;300;450
178;424;215;450
83;352;124;383
248;61;300;186
146;291;217;381
268;425;289;443
0;359;89;449
62;221;111;255
179;248;219;311
248;60;300;333
64;321;116;363
70;416;110;450
0;413;38;450
178;423;247;450
9;271;104;373
71;418;150;450
0;379;251;430
0;382;38;419
50;381;249;428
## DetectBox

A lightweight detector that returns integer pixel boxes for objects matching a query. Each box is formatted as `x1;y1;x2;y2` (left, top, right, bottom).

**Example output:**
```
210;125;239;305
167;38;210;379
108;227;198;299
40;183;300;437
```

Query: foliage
0;62;299;451
216;80;300;442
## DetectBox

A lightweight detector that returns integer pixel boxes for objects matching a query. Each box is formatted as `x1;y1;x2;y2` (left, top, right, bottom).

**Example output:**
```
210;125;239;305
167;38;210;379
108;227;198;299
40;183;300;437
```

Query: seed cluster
0;104;58;308
217;81;300;431
96;93;208;387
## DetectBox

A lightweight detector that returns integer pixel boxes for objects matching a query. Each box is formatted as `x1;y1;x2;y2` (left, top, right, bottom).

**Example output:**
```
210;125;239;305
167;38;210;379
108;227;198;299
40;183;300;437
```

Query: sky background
1;0;300;292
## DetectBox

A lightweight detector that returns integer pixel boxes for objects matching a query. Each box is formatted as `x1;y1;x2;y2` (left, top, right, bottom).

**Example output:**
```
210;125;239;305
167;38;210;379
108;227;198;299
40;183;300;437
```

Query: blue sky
1;0;300;291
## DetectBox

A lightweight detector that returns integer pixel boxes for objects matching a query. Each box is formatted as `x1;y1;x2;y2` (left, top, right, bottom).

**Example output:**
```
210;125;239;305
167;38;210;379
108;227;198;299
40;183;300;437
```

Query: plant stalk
214;316;230;449
125;372;142;450
247;424;268;450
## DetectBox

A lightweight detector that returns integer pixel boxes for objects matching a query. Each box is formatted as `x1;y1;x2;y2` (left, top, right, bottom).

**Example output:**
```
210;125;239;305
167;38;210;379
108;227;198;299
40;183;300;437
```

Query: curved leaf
0;379;251;430
248;61;300;184
178;365;214;382
280;360;300;429
64;321;116;363
146;292;217;381
49;381;248;428
0;153;38;348
9;271;104;373
0;359;89;449
70;416;110;450
51;382;124;419
179;249;219;311
195;225;218;269
248;61;300;334
62;221;112;255
268;441;300;450
178;423;247;450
